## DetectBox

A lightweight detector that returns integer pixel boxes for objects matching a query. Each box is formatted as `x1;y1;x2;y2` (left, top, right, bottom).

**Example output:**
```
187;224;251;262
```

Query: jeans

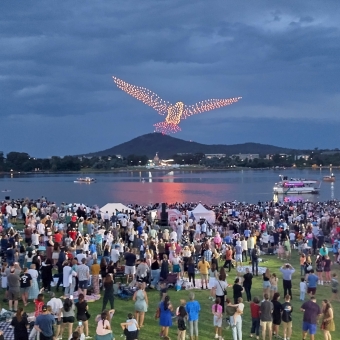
248;249;253;261
251;259;258;275
230;316;242;340
300;291;305;300
151;269;160;286
244;285;252;302
188;273;195;287
19;255;25;269
64;278;75;296
283;279;292;298
250;317;260;336
242;250;247;262
300;265;304;276
188;320;198;336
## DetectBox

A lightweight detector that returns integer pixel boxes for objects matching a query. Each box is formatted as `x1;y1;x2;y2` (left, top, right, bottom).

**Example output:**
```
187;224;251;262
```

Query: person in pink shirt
212;297;223;340
214;233;222;250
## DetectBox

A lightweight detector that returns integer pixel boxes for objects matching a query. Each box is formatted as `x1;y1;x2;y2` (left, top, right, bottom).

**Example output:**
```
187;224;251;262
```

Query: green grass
5;225;340;340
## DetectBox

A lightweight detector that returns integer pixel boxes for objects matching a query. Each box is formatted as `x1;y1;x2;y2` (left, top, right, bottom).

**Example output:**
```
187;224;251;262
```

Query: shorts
235;254;242;262
125;265;136;275
173;264;181;273
260;321;272;332
307;287;316;295
214;315;222;327
270;286;277;291
21;287;30;294
77;314;88;322
63;316;75;323
8;290;20;300
208;277;217;289
273;317;281;325
303;322;317;335
79;280;88;289
200;274;208;281
55;318;61;325
263;281;271;289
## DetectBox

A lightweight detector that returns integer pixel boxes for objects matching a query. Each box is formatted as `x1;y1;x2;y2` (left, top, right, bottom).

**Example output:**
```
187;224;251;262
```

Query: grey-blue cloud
0;0;339;155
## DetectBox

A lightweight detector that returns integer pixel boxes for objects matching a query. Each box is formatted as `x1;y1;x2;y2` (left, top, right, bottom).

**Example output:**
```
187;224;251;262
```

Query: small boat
323;174;335;182
74;177;95;183
1;189;11;192
273;175;320;194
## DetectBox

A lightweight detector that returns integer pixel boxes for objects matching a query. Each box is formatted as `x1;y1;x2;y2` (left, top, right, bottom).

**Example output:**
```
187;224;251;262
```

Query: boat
74;177;95;183
323;174;335;182
273;175;320;194
1;189;11;193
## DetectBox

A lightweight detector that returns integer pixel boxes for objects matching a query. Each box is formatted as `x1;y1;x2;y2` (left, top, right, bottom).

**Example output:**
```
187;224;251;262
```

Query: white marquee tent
191;203;215;224
100;203;135;217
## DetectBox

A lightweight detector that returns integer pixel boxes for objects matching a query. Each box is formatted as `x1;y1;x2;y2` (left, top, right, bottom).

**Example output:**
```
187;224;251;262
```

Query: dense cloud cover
0;0;339;156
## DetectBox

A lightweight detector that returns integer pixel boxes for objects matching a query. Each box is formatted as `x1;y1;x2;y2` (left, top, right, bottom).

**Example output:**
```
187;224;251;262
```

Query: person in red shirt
250;296;260;339
54;231;62;244
34;293;44;317
68;229;77;241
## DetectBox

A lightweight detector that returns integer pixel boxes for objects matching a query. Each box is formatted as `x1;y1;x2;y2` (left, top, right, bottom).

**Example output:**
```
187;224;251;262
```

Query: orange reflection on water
107;181;234;205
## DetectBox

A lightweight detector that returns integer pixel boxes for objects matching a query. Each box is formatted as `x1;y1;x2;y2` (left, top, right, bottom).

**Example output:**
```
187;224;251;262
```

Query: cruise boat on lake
74;177;95;183
273;175;320;194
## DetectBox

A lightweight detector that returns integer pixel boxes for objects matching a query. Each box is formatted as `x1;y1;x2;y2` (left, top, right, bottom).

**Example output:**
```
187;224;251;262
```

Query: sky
0;0;339;157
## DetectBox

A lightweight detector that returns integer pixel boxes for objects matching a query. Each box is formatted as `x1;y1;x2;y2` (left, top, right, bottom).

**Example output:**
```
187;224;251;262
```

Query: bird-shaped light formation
112;76;241;134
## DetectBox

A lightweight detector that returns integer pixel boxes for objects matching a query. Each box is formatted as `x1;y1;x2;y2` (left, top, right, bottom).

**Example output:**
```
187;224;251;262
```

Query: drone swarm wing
182;97;242;119
112;76;169;116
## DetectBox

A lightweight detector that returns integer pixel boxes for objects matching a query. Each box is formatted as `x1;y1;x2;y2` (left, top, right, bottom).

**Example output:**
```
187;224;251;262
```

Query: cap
42;305;48;312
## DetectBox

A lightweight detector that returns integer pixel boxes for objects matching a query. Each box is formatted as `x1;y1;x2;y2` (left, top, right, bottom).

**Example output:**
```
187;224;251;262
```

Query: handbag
85;310;91;319
217;280;227;296
155;307;161;319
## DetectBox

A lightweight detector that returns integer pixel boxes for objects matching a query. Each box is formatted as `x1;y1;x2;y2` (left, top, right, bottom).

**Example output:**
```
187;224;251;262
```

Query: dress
159;301;172;327
322;310;335;331
134;289;147;312
28;269;39;300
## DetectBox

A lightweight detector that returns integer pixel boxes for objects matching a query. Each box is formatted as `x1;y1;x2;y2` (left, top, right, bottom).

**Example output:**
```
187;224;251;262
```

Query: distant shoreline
0;165;337;176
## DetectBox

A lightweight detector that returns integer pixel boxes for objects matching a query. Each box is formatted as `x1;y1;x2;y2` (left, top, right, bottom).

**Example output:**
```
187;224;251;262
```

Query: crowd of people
0;198;340;340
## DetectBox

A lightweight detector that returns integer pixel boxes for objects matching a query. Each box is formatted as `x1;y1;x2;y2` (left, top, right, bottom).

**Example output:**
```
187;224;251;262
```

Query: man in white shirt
6;204;12;216
37;222;45;236
76;250;86;264
110;245;120;265
47;293;63;339
103;211;110;230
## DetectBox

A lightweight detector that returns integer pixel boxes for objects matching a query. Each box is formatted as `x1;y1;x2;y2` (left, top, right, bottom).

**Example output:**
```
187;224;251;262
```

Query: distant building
295;154;309;161
177;153;191;156
321;150;340;155
154;152;160;165
232;153;259;161
205;153;226;159
115;154;123;159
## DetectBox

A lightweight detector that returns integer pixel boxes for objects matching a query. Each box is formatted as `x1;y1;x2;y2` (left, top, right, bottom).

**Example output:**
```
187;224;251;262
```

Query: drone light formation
113;76;241;134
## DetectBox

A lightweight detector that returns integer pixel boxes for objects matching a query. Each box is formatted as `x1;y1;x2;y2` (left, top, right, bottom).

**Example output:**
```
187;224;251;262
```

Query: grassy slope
4;226;340;340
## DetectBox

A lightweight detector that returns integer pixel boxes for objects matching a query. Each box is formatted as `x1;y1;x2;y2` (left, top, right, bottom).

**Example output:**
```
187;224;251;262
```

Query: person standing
159;295;173;338
102;273;115;311
271;292;283;338
243;268;253;302
321;299;335;340
20;267;32;307
186;292;201;340
306;270;319;297
133;282;148;328
34;305;56;340
281;295;293;340
300;296;322;340
250;297;260;340
11;308;29;340
260;293;273;340
197;257;210;290
47;292;63;340
76;258;90;296
233;278;244;304
7;267;20;312
279;264;295;299
251;245;260;276
124;248;137;284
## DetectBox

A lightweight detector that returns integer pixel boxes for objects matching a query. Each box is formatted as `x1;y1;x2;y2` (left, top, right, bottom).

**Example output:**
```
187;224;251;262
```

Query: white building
232;153;259;161
205;153;226;159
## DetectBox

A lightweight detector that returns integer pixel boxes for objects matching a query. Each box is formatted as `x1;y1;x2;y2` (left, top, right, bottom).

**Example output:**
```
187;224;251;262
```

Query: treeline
0;152;149;172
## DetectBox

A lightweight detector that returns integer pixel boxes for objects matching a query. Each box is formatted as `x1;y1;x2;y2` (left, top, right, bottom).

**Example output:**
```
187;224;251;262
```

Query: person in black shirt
11;307;29;340
233;278;244;304
243;268;253;302
281;294;293;340
102;273;114;311
271;292;283;338
177;305;187;340
20;267;32;307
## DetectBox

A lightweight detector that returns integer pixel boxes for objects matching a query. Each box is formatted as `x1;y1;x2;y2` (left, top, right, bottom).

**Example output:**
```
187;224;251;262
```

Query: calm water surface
0;169;338;206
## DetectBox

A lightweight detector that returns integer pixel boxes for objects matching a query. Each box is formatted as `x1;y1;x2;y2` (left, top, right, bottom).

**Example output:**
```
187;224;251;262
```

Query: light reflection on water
0;169;338;205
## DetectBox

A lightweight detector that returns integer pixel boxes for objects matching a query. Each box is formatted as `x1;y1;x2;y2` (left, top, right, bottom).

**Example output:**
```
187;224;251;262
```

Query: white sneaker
215;334;219;339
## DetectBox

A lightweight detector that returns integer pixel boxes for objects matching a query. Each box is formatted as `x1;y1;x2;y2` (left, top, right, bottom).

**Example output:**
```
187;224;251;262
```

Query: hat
42;305;48;312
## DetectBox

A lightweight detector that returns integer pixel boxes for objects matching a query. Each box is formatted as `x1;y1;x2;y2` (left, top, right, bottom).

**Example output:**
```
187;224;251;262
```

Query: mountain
84;133;299;159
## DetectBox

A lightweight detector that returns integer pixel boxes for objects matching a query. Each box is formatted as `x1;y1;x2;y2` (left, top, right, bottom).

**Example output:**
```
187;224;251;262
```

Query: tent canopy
191;203;215;224
100;203;135;216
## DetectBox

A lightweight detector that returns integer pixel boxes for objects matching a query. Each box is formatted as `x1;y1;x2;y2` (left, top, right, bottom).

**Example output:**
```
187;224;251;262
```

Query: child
176;299;186;316
34;293;44;317
299;254;306;276
299;277;307;301
270;273;278;299
212;297;223;340
177;305;187;340
120;313;139;340
231;297;244;326
330;273;340;302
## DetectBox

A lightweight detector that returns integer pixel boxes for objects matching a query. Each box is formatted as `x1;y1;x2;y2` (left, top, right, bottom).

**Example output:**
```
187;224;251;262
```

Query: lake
0;168;337;206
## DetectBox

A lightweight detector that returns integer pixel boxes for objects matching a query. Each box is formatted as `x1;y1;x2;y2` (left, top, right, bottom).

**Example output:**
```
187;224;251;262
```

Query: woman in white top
95;311;113;340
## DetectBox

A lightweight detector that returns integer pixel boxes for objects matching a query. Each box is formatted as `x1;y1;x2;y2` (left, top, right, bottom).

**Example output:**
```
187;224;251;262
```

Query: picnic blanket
0;321;14;340
235;265;267;275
